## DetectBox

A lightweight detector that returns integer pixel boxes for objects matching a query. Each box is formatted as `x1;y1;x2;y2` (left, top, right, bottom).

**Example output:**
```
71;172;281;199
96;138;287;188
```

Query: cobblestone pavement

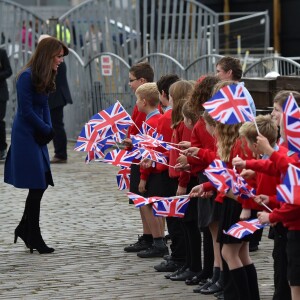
0;142;274;299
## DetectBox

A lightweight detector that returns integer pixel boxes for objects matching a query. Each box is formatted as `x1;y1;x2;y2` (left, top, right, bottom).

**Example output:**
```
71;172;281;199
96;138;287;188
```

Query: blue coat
4;68;54;189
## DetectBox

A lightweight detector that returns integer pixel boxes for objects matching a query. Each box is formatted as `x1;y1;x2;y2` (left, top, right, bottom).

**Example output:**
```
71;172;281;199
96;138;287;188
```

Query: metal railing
243;56;300;77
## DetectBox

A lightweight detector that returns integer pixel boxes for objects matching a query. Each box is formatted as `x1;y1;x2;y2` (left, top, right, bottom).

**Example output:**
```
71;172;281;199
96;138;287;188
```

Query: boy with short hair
134;82;169;258
123;62;154;253
232;114;291;300
216;56;256;116
233;114;287;212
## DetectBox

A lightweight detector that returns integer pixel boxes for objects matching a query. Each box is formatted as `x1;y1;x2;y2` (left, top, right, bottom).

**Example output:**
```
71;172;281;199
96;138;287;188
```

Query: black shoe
124;236;152;252
165;265;187;279
200;281;223;295
154;260;183;272
28;233;54;254
170;269;197;281
137;245;168;258
193;279;212;293
185;272;209;285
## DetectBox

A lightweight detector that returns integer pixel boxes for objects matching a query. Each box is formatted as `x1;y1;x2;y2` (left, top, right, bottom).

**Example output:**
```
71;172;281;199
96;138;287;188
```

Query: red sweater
256;150;300;230
187;118;217;174
269;203;300;230
139;111;162;181
156;109;173;143
127;105;146;137
168;121;192;188
243;146;288;210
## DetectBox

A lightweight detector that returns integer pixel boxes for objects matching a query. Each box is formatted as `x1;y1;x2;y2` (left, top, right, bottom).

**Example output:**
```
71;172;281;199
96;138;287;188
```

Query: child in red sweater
132;82;171;258
252;90;300;300
153;74;188;271
178;76;224;293
188;81;258;300
124;62;154;253
162;80;202;282
253;99;300;300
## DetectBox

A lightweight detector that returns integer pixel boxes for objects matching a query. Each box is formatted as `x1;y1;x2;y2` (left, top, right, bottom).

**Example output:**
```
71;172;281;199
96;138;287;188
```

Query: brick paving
0;142;274;299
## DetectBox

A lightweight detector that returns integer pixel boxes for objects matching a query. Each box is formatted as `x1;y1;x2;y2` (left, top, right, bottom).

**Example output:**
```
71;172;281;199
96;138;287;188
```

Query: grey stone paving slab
0;142;274;299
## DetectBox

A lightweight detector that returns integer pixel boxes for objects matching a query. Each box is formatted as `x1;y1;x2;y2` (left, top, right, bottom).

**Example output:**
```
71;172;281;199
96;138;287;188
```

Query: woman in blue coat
4;36;68;254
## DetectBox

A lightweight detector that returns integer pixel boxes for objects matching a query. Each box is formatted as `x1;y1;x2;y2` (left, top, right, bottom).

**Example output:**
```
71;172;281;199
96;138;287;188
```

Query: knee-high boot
14;194;30;248
26;189;54;254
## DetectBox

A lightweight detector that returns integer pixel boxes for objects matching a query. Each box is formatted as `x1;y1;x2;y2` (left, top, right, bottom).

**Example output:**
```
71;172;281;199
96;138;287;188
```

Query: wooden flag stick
261;202;273;212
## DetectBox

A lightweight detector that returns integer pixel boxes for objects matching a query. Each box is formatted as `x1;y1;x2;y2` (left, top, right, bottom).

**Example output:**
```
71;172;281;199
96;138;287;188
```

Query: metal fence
1;0;285;141
243;56;300;77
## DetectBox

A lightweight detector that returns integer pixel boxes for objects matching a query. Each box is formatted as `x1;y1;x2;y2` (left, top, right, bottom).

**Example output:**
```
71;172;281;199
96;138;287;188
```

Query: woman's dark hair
18;36;68;93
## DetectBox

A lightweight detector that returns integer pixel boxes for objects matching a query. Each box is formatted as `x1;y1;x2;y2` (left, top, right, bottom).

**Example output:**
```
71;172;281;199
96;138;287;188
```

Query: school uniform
166;120;205;280
269;203;300;286
127;105;146;197
187;117;218;282
246;148;299;300
155;108;186;263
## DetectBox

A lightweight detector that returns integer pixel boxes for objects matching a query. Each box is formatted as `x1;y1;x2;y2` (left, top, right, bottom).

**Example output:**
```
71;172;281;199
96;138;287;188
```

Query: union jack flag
282;93;300;153
85;150;103;163
204;160;235;194
277;164;300;205
237;175;256;199
223;218;267;239
139;148;167;165
203;83;253;124
116;167;131;190
141;122;163;140
87;101;133;141
152;196;190;218
126;192;164;207
100;148;140;168
131;133;162;149
74;123;103;152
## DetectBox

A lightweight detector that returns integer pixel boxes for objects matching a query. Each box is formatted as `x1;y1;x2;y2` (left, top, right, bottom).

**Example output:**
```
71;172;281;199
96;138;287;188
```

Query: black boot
26;190;54;254
14;215;29;248
14;199;29;248
244;264;260;300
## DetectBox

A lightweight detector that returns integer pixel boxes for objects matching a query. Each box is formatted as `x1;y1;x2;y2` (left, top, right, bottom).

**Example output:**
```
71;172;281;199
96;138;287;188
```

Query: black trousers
0;101;7;151
50;106;67;159
165;177;186;261
273;224;291;300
